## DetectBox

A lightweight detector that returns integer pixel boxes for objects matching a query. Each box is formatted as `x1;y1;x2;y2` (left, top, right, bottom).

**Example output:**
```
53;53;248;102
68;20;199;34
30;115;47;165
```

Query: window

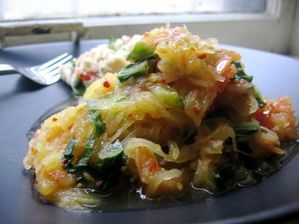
1;0;267;21
0;0;297;55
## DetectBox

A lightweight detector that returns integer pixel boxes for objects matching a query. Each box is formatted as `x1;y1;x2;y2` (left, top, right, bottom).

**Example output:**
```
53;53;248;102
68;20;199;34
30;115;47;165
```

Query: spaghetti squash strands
24;26;298;211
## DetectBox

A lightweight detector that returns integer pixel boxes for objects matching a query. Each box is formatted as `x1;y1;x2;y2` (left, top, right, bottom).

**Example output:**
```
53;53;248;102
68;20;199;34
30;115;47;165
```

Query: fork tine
39;53;69;71
39;55;73;74
46;67;61;77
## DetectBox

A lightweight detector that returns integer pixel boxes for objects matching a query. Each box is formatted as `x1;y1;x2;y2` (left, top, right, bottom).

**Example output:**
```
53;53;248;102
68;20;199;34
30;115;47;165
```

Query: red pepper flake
154;57;161;63
31;147;37;154
80;74;90;81
76;69;83;77
52;117;57;122
192;106;201;114
62;159;68;165
198;54;207;59
79;71;96;81
149;161;158;172
103;80;110;88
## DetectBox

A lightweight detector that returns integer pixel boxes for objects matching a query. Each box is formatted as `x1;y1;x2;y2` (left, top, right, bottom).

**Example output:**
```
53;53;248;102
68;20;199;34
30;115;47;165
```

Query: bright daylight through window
0;0;266;21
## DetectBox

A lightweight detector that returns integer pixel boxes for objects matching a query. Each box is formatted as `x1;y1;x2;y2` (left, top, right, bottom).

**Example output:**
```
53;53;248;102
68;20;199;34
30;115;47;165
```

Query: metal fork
0;53;73;85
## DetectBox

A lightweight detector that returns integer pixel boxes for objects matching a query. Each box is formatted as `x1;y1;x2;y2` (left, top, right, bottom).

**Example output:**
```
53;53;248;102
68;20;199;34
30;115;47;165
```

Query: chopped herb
75;141;126;193
150;85;184;108
62;110;106;173
118;54;158;82
61;111;126;193
232;61;253;82
73;139;96;169
232;121;260;141
232;61;266;108
99;140;123;160
214;163;235;188
204;110;260;141
62;138;76;171
64;138;76;157
73;79;86;96
233;122;260;135
89;110;106;137
127;41;155;62
251;84;266;107
118;61;149;82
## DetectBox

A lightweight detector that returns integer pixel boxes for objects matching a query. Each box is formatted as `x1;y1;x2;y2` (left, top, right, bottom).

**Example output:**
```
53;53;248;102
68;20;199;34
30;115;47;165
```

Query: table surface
0;41;299;224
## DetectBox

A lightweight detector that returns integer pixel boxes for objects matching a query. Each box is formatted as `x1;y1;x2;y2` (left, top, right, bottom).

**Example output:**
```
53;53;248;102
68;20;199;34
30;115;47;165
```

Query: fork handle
0;64;19;75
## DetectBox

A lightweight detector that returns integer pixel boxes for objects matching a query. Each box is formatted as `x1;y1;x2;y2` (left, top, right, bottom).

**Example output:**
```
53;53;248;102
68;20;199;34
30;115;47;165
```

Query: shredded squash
24;26;298;210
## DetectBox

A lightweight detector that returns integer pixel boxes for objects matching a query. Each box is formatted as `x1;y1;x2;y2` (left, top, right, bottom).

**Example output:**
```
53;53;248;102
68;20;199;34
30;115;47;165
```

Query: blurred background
0;0;298;57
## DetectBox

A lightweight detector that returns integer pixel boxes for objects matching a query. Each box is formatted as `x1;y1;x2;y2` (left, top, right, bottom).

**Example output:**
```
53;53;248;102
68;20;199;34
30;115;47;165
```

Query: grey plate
0;41;299;224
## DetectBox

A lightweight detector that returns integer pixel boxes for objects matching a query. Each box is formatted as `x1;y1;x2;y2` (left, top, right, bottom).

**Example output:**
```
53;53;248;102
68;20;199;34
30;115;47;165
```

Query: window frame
0;0;297;54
